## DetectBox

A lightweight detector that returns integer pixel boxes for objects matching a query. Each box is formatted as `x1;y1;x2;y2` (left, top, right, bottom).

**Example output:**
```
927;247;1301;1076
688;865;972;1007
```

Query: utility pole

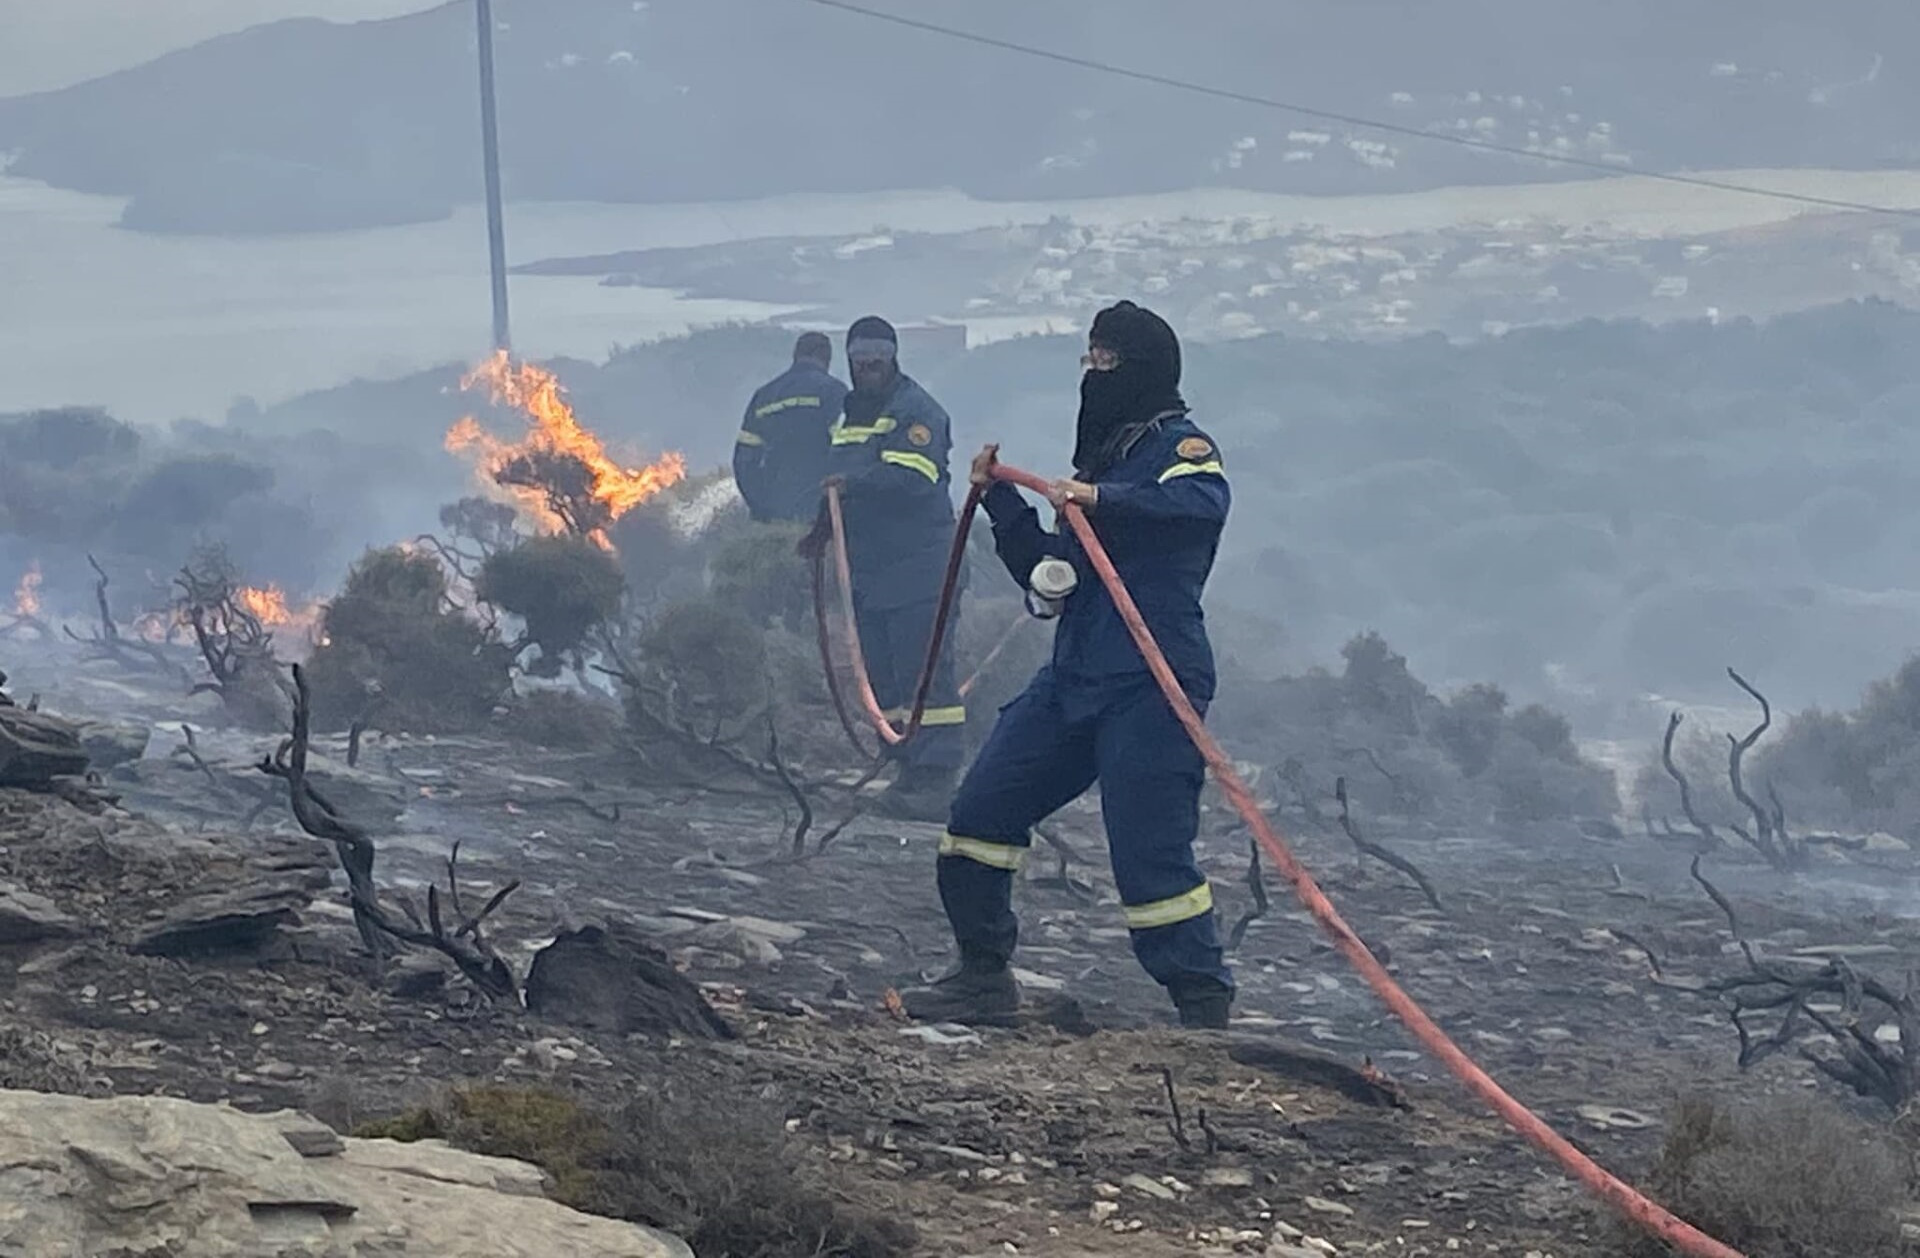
475;0;512;353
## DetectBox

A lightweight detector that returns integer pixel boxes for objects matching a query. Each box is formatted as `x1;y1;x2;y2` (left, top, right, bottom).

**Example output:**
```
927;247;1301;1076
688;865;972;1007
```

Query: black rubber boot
900;957;1021;1027
1171;981;1233;1031
874;765;956;824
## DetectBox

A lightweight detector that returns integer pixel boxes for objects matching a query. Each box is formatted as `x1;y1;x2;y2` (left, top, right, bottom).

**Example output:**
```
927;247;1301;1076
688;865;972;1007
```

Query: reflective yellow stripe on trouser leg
882;705;966;727
1123;882;1215;930
939;832;1025;871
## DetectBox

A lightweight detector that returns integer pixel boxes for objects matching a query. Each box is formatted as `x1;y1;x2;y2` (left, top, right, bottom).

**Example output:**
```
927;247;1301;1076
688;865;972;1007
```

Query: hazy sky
0;0;433;96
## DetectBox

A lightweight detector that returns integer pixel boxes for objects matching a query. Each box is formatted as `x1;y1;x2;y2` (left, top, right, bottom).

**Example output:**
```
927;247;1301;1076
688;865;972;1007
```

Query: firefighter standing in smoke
901;301;1235;1030
813;316;966;820
732;331;849;524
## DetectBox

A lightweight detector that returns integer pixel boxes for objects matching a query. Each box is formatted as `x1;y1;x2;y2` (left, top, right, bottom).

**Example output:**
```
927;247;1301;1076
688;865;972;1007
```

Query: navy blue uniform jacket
733;360;849;523
981;416;1228;699
828;374;957;608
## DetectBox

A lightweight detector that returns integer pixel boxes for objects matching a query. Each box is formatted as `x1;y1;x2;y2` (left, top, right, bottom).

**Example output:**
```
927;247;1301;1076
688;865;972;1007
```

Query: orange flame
448;350;687;544
237;584;294;626
237;584;323;654
12;563;42;620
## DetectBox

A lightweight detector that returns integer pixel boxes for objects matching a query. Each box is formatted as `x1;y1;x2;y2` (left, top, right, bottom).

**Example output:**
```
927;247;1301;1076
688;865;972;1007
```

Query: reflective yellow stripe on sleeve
882;705;966;727
939;832;1025;870
1158;459;1225;484
1122;882;1215;930
752;395;822;420
735;430;765;446
829;416;898;445
880;449;940;482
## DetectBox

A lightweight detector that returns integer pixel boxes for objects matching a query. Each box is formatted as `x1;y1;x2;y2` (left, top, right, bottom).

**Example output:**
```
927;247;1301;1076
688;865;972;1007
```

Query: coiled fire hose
814;464;1743;1258
812;480;992;753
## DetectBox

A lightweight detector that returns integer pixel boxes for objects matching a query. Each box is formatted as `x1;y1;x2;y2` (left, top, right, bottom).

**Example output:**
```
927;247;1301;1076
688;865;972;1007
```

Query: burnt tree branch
1335;776;1443;913
1686;854;1918;1111
259;663;519;1001
1725;668;1799;870
1661;711;1721;851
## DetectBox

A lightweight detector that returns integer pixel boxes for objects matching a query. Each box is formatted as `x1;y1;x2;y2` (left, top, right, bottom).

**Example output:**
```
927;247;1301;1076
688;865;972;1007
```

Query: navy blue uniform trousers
939;666;1230;992
854;593;965;772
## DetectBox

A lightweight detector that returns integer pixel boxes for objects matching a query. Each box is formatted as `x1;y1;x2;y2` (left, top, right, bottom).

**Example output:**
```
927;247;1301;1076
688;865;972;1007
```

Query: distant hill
241;300;1920;715
2;0;1917;234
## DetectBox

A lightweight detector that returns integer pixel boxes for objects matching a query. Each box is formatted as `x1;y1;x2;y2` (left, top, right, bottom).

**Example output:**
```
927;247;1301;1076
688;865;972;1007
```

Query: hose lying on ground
984;459;1745;1258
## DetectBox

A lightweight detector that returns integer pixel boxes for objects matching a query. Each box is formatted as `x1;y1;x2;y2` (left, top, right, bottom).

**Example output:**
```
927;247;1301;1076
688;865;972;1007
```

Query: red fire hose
814;461;1742;1257
982;461;1744;1258
814;481;1015;754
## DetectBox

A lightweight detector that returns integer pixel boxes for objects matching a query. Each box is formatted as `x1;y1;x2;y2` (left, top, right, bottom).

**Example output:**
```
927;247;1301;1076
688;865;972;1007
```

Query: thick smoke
0;403;460;621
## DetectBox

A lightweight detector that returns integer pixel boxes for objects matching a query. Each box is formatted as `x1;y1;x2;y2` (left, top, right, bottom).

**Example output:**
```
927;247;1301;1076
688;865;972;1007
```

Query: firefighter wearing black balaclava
900;300;1235;1030
818;316;966;819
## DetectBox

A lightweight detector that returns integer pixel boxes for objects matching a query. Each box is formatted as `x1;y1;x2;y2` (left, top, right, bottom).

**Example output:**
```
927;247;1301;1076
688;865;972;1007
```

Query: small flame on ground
237;584;323;654
447;350;687;544
12;563;42;620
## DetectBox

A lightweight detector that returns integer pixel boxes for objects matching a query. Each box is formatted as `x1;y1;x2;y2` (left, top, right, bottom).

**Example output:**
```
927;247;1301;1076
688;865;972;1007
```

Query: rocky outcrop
525;922;734;1041
0;1088;692;1257
128;879;313;956
0;881;80;944
0;703;89;789
73;719;150;771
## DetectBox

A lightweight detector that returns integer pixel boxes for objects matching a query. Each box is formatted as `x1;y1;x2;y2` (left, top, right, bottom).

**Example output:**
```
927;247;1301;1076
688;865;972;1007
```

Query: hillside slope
1;0;1916;233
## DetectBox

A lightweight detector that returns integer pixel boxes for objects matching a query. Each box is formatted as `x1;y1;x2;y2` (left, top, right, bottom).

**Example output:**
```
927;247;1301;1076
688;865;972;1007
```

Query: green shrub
709;522;812;632
630;597;768;737
506;688;623;751
306;547;511;731
477;534;626;673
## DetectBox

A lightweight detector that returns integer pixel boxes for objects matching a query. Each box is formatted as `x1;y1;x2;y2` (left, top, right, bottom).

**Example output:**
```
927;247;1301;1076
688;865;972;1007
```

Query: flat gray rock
0;882;80;944
0;1088;693;1257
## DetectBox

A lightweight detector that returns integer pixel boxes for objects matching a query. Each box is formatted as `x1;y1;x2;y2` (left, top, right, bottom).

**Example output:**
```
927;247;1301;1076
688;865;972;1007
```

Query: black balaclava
1074;300;1186;476
843;315;900;423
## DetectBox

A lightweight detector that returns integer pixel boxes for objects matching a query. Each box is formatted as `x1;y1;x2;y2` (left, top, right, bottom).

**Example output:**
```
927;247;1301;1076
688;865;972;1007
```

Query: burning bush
305;546;511;732
476;535;625;676
173;544;293;729
447;352;686;544
1612;1094;1913;1257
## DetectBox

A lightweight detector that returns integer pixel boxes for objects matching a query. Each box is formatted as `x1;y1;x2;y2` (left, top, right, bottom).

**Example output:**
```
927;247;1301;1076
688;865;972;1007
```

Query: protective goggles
847;338;898;365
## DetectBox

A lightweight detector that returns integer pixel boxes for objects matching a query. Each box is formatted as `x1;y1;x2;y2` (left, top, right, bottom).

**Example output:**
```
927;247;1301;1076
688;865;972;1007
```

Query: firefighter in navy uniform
901;301;1235;1030
733;331;849;524
819;316;967;820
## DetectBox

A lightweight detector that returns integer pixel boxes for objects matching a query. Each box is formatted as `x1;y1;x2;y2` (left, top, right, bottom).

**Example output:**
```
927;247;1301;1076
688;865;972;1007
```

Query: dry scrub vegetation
1615;1095;1917;1258
358;1085;916;1258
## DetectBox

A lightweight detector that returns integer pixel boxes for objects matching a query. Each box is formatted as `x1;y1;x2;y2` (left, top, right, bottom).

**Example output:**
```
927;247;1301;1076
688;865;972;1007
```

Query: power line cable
804;0;1920;221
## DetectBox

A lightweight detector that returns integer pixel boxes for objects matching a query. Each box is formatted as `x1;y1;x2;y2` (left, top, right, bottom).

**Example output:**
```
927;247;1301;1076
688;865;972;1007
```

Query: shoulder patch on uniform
907;423;933;447
1176;436;1214;461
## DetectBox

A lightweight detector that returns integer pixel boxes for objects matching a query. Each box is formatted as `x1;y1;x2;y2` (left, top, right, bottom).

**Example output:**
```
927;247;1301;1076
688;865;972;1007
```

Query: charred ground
4;567;1920;1254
